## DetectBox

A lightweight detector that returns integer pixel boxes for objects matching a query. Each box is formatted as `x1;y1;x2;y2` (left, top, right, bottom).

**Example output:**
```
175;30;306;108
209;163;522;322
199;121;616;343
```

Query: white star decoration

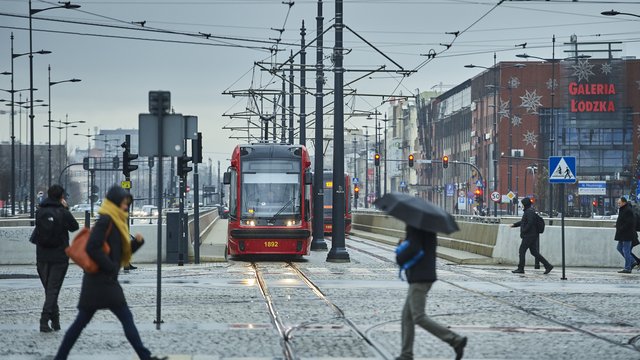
601;62;612;75
520;89;543;114
508;76;520;89
546;78;558;91
523;131;538;148
571;59;595;82
498;99;510;120
511;114;522;127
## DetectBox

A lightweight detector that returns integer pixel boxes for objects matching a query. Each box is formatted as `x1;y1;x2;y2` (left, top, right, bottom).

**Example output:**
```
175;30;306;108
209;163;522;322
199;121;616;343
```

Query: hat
106;185;133;206
521;197;532;207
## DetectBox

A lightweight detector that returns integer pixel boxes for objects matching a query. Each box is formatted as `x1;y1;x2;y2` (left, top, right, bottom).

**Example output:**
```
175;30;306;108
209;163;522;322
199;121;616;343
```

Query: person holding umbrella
375;193;468;360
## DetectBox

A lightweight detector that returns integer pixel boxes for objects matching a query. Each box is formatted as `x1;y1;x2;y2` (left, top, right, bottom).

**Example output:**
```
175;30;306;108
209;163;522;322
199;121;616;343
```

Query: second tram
323;171;352;234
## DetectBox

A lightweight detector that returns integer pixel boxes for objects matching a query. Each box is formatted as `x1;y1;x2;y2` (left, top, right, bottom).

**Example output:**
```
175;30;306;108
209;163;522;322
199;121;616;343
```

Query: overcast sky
1;0;639;164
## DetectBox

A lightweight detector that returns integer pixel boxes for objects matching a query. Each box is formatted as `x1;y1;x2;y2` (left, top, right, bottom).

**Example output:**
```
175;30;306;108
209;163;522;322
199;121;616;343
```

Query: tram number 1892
264;241;279;248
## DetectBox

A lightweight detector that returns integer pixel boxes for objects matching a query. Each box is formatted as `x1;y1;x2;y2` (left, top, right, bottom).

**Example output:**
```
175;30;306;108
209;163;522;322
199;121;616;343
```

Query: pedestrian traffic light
121;135;138;178
374;153;381;166
354;185;360;199
177;155;193;177
592;200;597;207
408;154;414;168
442;155;449;169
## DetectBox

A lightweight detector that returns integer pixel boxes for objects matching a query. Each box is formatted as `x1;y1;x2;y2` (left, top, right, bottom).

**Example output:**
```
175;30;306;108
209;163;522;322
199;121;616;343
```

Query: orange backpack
65;223;112;274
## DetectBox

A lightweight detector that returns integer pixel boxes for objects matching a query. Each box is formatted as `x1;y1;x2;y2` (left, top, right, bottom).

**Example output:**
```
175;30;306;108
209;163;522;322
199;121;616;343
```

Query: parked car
72;203;92;213
219;206;229;219
141;205;159;217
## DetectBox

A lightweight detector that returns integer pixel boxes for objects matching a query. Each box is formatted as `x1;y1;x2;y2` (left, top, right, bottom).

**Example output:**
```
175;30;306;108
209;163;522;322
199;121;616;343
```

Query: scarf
98;199;132;267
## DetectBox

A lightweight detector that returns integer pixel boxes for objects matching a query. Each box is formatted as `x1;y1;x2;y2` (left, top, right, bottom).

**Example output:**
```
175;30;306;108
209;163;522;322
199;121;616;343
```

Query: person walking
396;225;468;360
511;197;553;274
54;186;166;360
34;185;79;332
614;196;637;274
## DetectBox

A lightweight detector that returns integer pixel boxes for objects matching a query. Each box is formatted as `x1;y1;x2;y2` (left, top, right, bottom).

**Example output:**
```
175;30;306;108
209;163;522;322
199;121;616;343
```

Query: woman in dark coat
54;186;166;360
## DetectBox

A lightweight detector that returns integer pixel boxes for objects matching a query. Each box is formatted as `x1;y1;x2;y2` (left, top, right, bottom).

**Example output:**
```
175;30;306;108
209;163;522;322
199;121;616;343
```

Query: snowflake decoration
523;130;538;148
601;62;612;75
511;114;522;127
498;99;510;120
519;89;543;114
571;59;595;82
508;76;520;89
546;78;558;91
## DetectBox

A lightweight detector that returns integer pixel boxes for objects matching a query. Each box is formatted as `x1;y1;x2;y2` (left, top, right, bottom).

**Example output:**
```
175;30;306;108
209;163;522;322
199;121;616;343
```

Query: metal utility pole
288;52;295;144
281;72;286;143
383;113;388;196
299;21;307;146
352;137;357;209
311;0;328;251
10;33;16;216
148;158;154;205
364;130;369;208
492;52;498;217
217;160;222;204
549;35;556;219
327;0;350;262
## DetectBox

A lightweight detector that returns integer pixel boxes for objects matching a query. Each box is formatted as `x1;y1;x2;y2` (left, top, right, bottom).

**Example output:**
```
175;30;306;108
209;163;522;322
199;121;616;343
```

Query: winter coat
396;226;437;283
615;203;638;242
77;215;143;310
513;206;538;240
36;198;79;263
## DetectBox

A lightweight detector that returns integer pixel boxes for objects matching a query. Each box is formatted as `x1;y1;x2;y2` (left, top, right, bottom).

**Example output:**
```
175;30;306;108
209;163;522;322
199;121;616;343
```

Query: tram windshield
241;160;301;219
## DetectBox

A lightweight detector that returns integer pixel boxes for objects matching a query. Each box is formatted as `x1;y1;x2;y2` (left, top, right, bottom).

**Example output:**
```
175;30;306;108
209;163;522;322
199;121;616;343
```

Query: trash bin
166;211;188;264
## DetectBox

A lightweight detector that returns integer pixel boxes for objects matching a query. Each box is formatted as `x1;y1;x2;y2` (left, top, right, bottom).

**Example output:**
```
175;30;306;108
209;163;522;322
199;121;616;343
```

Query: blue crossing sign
549;156;577;184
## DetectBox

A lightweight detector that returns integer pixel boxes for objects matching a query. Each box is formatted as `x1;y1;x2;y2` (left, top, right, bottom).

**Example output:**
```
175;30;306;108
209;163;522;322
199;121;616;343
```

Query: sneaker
544;265;554;274
618;269;632;274
150;356;168;360
511;269;525;274
453;336;467;360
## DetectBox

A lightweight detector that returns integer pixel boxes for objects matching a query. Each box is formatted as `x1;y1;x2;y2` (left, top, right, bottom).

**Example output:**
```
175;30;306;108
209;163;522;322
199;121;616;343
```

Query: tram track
344;236;640;354
251;260;391;360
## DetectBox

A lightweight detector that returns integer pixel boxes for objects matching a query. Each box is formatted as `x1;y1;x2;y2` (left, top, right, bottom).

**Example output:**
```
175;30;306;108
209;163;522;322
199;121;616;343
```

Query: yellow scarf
98;199;132;267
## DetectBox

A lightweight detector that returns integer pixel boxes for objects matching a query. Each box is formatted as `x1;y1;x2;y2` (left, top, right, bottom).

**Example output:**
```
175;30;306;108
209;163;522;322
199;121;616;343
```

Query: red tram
223;143;313;256
323;171;352;234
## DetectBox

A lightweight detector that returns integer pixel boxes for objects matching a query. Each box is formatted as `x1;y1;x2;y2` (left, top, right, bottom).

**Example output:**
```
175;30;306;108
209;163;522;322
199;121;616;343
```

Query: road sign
121;180;131;189
458;190;465;197
353;177;359;185
490;191;501;203
445;184;455;197
507;191;516;200
549;156;577;184
475;180;483;188
400;181;407;188
577;181;606;195
458;197;466;208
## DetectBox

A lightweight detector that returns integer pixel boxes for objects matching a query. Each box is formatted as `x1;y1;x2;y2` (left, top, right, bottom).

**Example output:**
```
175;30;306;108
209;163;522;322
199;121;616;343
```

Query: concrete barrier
352;211;628;268
0;209;217;265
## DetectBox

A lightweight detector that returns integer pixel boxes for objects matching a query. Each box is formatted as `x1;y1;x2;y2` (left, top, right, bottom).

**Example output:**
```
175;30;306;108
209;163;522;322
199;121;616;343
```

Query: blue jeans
617;241;635;271
54;305;151;360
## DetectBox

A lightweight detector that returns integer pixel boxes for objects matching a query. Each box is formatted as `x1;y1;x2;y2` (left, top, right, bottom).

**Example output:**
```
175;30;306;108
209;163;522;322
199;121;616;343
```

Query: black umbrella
373;192;459;234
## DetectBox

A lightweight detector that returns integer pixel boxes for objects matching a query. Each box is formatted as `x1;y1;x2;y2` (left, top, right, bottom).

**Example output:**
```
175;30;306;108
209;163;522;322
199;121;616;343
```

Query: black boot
40;313;53;333
50;312;61;331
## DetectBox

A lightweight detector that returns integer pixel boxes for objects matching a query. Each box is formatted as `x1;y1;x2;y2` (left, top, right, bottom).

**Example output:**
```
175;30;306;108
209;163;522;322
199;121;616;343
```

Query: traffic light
592;200;597;207
192;132;203;164
148;91;170;115
374;153;381;166
354;185;360;199
112;155;120;170
177;155;193;177
474;188;483;203
121;135;138;178
408;154;414;168
442;155;449;169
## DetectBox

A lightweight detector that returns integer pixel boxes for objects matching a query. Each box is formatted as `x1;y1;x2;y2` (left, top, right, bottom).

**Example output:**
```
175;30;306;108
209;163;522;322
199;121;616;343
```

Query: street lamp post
48;65;81;187
28;0;80;218
74;130;92;212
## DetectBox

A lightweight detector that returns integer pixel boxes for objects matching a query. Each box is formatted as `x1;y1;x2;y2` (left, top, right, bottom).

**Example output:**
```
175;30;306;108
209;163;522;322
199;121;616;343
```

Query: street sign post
548;156;576;281
490;191;501;203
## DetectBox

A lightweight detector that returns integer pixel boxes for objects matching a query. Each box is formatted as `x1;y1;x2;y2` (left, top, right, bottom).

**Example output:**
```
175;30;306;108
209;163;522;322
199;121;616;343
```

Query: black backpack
34;206;66;248
535;212;545;234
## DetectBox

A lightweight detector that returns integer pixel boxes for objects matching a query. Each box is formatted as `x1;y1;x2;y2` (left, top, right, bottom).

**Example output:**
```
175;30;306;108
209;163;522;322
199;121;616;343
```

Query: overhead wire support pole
311;0;328;251
327;0;350;263
281;71;286;143
289;52;295;144
299;20;307;146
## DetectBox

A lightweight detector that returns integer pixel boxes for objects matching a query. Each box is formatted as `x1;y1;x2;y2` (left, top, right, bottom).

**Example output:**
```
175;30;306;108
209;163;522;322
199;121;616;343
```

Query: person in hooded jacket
511;197;553;274
35;185;79;332
54;186;166;360
614;196;638;274
396;225;468;360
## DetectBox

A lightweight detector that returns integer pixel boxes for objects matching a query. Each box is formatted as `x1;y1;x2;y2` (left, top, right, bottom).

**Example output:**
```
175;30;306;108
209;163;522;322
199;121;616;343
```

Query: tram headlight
244;220;256;226
286;220;298;227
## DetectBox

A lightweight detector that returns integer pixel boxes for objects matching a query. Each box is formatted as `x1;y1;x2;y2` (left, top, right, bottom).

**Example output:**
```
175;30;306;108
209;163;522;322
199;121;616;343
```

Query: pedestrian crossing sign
548;156;576;184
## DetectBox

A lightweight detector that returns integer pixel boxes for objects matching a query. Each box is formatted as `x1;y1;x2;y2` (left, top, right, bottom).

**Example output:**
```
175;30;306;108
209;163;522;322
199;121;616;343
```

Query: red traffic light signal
354;185;360;193
408;154;415;168
442;155;449;169
374;153;381;166
354;185;360;199
592;200;597;207
474;188;483;196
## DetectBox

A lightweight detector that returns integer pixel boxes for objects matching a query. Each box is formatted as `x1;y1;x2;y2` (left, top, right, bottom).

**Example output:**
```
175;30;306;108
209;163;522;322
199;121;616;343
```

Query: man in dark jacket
614;197;637;273
511;197;553;274
35;185;79;332
396;225;467;360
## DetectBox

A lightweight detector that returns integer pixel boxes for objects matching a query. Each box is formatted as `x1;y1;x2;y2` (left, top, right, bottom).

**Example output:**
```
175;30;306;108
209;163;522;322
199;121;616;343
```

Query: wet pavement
1;228;640;359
